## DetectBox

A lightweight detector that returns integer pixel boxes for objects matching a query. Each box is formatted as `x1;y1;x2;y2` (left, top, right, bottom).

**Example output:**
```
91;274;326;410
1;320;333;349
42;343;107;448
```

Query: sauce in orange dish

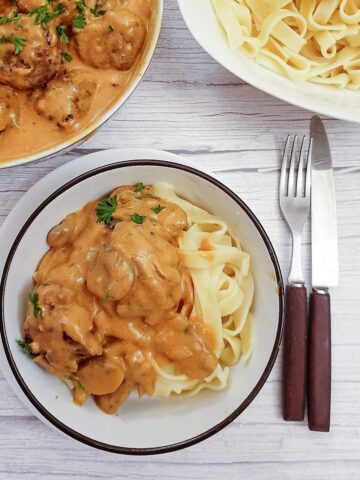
21;184;218;414
0;0;156;164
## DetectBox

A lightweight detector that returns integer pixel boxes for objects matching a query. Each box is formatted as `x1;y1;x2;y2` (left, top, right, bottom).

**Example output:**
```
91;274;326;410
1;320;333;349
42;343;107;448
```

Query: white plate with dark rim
178;0;360;123
0;148;284;454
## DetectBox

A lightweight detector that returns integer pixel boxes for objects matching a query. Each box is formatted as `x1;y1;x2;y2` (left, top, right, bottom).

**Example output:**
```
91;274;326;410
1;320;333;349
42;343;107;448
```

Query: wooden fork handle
283;285;308;421
308;290;331;432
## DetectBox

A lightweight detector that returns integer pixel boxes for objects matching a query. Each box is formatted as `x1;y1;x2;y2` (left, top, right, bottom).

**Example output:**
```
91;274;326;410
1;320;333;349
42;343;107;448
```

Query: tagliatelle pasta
212;0;360;89
152;183;254;399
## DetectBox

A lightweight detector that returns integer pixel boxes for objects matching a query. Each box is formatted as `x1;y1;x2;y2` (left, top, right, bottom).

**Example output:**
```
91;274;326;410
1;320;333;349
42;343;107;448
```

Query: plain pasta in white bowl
212;0;360;89
178;0;360;121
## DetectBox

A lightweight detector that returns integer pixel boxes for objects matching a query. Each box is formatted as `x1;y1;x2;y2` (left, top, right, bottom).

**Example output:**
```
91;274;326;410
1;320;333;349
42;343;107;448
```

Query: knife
308;116;338;432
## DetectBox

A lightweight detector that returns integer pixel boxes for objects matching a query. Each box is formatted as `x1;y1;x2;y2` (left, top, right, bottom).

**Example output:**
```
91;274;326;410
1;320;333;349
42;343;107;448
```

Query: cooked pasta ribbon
152;183;254;398
212;0;360;89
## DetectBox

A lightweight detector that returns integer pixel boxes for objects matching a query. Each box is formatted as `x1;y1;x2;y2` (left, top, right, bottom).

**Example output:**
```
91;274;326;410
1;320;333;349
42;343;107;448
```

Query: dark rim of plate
0;159;285;455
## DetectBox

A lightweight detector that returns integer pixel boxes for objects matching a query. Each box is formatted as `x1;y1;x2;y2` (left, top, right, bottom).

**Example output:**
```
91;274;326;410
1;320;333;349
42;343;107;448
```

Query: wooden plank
0;416;359;479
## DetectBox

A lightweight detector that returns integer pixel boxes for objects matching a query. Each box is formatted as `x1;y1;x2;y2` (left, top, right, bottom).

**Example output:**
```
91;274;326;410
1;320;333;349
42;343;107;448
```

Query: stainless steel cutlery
308;116;338;432
280;135;312;422
280;117;338;431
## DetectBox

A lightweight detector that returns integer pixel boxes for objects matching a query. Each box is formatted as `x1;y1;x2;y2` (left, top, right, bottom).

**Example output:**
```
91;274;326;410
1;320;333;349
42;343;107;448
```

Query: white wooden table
1;1;360;478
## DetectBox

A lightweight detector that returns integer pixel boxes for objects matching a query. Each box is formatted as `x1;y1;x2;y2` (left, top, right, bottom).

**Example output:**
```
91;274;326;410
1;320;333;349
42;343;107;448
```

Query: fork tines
280;135;312;199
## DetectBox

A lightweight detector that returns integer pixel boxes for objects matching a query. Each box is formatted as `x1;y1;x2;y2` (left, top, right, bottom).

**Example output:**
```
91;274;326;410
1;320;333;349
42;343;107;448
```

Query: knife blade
308;116;338;432
310;116;339;288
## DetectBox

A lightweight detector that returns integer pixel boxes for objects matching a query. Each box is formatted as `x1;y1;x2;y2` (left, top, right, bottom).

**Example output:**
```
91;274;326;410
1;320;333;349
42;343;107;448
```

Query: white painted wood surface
1;1;360;478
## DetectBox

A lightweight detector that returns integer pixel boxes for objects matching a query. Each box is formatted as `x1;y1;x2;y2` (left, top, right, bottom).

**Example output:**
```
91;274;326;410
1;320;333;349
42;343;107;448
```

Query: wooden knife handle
283;285;308;421
308;291;331;432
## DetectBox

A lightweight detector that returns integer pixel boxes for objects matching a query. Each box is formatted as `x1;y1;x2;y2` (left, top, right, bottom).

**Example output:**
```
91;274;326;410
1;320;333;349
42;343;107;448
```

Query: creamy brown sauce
23;185;217;414
0;0;156;164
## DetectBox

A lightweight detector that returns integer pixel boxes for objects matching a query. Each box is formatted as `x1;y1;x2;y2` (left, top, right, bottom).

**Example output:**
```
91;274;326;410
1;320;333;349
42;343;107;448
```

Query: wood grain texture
0;0;360;477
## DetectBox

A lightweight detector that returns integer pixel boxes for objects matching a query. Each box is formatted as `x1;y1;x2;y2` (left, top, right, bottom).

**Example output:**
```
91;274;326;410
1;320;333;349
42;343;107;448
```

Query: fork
280;135;312;422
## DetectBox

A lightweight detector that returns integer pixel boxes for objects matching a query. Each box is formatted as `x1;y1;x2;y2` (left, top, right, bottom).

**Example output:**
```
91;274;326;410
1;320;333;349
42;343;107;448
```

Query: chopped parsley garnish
61;51;72;62
90;1;106;17
90;7;106;17
28;292;43;318
10;35;26;54
73;0;87;28
108;24;113;33
75;0;86;14
0;35;26;54
65;375;85;391
12;13;23;23
101;294;114;304
96;196;118;225
134;182;145;192
0;16;11;25
73;13;86;29
131;213;146;224
0;14;22;25
151;204;166;214
30;3;65;27
16;339;33;358
29;4;47;24
56;24;69;44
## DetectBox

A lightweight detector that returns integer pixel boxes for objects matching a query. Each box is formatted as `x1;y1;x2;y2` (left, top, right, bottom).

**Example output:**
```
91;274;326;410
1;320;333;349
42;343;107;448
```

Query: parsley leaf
90;1;106;17
108;24;113;33
151;204;166;214
131;213;146;224
29;5;47;25
0;35;26;54
30;3;65;27
134;182;145;192
101;294;114;303
0;14;22;25
10;35;26;54
96;196;118;225
65;375;85;391
90;7;106;17
56;24;69;44
28;292;43;318
61;51;72;62
73;13;86;29
50;3;65;19
75;0;86;14
0;16;11;25
12;13;23;23
16;339;33;358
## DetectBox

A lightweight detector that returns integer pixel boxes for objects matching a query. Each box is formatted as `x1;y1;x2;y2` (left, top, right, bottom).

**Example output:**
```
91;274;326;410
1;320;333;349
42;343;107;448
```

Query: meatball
0;0;16;16
87;244;135;301
95;0;151;18
0;86;19;132
34;71;98;129
24;283;102;374
116;0;152;21
0;17;60;90
74;8;146;70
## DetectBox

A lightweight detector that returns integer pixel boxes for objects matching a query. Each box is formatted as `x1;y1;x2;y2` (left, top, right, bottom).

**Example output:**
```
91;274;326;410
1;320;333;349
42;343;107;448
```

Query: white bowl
178;0;360;123
1;2;163;169
0;148;284;454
